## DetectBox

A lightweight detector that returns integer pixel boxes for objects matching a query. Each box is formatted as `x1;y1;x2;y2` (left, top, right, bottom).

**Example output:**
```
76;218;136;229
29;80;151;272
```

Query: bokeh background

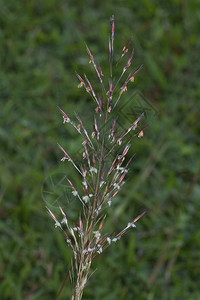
0;1;200;299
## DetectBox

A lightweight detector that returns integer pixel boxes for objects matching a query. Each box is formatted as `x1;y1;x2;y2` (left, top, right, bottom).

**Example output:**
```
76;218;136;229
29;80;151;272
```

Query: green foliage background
0;0;199;299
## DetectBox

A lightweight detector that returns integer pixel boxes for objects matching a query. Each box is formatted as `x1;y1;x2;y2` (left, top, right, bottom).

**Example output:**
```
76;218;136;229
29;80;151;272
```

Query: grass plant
47;16;146;299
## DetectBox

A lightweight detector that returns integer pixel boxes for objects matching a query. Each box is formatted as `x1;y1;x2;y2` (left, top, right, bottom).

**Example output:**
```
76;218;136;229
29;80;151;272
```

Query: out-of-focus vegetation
0;1;199;299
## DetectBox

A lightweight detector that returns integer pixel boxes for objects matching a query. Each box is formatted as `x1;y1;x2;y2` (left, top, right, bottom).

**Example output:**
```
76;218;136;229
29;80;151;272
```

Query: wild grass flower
47;16;147;300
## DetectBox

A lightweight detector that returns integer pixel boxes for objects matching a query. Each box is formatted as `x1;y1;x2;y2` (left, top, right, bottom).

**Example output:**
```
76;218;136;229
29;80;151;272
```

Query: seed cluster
47;15;146;300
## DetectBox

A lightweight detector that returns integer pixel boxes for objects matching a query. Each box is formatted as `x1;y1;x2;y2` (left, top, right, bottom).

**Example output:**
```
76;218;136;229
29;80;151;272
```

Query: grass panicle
47;16;146;300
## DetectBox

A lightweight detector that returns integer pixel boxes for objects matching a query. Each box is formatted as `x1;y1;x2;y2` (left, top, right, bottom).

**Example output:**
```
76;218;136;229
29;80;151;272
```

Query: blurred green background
0;0;200;299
